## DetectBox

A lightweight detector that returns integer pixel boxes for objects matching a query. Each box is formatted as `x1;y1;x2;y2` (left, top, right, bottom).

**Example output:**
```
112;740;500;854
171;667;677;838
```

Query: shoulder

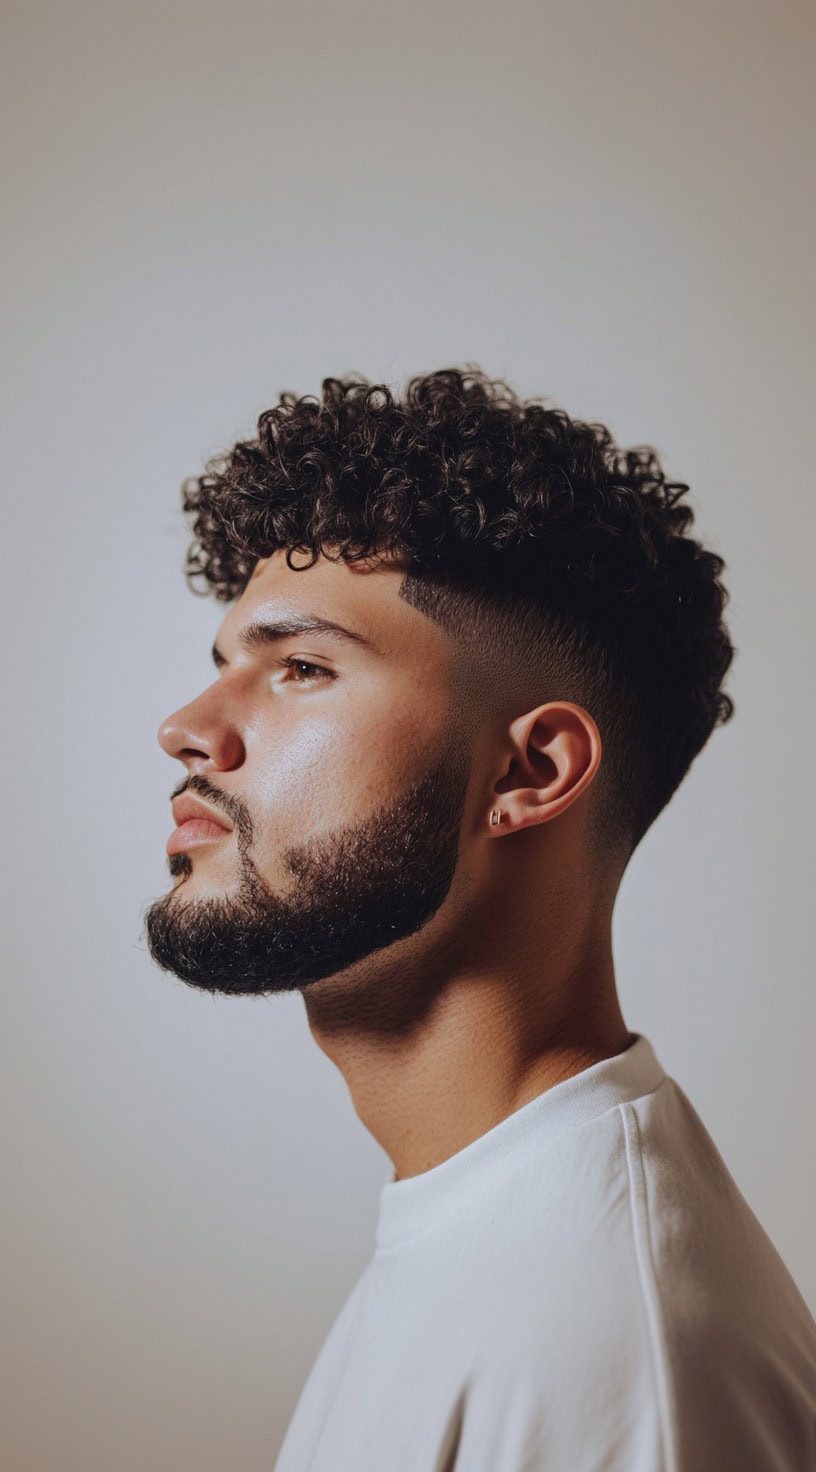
617;1080;816;1468
472;1081;816;1469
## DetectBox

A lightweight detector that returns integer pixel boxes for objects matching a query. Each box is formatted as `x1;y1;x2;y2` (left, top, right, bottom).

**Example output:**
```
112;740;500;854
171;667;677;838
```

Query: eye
278;656;335;686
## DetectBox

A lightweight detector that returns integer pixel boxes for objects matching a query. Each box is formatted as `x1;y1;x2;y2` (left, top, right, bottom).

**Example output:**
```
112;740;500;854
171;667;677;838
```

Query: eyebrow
211;615;377;668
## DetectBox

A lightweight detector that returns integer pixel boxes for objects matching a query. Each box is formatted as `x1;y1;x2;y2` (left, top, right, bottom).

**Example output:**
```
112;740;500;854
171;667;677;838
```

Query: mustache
171;774;253;843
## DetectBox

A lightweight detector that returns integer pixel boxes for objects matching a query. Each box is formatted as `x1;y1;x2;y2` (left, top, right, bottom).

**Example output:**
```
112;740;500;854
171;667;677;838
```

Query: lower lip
167;819;232;855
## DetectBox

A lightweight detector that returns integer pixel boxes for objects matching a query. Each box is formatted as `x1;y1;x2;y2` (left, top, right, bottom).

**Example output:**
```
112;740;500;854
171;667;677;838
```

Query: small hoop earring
490;807;503;826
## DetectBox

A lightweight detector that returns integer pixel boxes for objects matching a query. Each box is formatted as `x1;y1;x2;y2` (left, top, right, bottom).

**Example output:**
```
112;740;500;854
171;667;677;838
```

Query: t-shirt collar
375;1033;665;1251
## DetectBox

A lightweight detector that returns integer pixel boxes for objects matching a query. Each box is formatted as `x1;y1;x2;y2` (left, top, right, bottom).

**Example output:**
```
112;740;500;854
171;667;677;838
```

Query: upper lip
171;794;233;832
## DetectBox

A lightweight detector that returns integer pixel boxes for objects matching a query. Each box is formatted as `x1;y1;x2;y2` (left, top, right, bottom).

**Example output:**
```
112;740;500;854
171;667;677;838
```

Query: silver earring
490;807;503;826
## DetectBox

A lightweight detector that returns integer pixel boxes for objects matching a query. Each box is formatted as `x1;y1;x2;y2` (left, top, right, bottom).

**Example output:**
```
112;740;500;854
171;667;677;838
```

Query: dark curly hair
181;367;735;862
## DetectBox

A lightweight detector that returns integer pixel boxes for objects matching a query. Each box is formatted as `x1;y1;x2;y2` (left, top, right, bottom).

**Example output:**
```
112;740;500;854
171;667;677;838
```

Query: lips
167;793;233;856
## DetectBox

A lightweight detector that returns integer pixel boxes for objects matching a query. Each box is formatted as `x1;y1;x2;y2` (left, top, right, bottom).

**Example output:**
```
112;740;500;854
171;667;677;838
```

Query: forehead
217;547;450;661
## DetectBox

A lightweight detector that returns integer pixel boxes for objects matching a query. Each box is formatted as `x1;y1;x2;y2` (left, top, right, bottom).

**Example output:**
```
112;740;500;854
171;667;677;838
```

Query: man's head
145;368;735;998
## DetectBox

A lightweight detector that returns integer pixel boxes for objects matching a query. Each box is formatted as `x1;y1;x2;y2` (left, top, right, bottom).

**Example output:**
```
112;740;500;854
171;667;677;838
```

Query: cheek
246;692;442;840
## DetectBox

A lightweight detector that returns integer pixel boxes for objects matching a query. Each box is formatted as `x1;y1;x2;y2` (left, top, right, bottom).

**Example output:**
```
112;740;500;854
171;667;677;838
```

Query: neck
301;905;631;1182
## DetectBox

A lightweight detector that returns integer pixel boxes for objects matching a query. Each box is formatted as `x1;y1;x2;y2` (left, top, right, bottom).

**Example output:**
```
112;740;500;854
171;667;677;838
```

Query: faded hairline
396;562;630;876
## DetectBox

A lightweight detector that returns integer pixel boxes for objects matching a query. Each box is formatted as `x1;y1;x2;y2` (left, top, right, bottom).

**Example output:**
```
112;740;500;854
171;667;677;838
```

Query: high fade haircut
180;366;736;866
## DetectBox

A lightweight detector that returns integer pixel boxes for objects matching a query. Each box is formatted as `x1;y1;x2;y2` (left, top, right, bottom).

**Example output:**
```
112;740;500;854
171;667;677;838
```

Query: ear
487;702;601;836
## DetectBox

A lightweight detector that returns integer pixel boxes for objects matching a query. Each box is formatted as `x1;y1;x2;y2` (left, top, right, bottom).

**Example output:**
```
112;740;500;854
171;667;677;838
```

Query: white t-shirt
273;1034;816;1471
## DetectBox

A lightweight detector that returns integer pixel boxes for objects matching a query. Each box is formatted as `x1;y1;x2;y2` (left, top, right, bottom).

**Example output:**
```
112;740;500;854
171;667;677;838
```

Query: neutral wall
2;1;814;1467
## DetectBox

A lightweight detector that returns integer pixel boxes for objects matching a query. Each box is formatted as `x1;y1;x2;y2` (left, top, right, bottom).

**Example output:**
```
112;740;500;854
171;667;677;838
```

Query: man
145;368;816;1470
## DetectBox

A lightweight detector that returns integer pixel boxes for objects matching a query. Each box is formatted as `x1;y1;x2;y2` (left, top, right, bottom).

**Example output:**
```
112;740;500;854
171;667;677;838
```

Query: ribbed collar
375;1033;665;1251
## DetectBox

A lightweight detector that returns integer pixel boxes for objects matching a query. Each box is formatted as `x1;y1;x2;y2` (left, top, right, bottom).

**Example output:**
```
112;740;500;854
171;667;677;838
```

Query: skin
156;545;633;1181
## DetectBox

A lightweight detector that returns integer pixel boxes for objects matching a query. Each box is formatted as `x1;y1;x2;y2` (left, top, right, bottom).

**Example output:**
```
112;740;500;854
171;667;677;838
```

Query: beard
143;736;471;997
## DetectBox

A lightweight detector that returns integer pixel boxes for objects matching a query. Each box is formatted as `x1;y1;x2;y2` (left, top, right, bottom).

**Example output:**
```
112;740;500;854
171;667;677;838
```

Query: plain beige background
2;1;814;1468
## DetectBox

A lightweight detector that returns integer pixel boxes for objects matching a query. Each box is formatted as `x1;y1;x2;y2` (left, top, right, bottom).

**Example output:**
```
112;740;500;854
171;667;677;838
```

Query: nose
157;684;245;774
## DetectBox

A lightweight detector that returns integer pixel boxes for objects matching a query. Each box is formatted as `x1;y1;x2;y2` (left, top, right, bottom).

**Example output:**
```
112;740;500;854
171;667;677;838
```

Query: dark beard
143;737;471;997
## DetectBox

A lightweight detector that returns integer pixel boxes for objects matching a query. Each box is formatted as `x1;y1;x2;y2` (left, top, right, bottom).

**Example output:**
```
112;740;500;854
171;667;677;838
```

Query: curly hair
181;366;736;861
